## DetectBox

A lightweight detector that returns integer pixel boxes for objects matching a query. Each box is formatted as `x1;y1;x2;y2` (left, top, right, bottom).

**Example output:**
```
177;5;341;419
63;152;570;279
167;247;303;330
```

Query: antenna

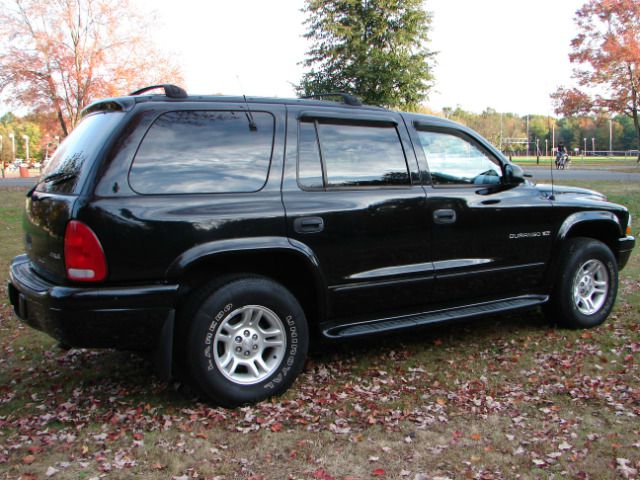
547;116;555;201
236;76;257;131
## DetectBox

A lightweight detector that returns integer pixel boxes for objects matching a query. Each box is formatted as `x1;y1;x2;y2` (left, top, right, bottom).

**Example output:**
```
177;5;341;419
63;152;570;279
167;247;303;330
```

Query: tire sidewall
187;278;309;407
558;239;618;328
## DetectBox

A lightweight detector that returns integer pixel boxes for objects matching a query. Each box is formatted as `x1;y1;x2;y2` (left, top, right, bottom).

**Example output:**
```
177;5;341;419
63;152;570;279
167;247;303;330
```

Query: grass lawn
511;156;640;169
0;183;638;480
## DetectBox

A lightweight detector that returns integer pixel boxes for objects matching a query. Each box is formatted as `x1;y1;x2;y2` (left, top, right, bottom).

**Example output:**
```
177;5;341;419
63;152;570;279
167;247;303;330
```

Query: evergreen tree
298;0;435;108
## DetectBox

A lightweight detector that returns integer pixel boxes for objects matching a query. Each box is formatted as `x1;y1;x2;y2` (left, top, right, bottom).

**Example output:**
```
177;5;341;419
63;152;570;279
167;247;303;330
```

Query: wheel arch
167;236;326;330
546;212;622;289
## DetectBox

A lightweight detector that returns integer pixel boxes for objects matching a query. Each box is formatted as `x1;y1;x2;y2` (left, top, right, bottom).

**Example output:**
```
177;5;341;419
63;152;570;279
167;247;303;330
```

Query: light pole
583;138;587;159
609;118;613;157
8;132;15;162
591;137;595;154
22;135;29;163
545;139;548;157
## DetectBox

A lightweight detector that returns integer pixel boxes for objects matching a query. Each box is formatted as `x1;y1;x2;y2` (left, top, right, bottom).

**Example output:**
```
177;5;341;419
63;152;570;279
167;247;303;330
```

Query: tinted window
316;121;409;188
37;112;125;194
417;130;502;185
130;111;274;194
297;121;324;189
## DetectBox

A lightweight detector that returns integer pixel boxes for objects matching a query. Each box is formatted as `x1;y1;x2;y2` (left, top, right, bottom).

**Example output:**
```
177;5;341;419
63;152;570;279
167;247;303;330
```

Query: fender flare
545;211;622;287
165;235;326;314
556;211;622;242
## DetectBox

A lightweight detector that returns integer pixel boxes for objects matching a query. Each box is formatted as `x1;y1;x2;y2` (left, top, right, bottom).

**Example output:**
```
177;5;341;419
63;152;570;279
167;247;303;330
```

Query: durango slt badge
509;231;551;239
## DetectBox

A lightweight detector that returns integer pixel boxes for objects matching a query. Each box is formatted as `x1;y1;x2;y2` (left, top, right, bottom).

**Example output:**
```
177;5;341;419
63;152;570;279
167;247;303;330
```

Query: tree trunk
56;108;68;137
45;74;68;136
634;108;640;163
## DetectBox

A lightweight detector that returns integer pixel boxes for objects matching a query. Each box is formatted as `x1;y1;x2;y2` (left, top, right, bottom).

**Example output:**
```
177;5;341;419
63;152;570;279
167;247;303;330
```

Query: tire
547;237;618;328
183;276;309;407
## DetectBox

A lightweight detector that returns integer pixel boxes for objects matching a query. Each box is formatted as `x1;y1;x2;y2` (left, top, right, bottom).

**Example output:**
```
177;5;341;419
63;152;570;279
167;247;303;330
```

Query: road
1;166;639;188
523;165;640;183
0;178;37;187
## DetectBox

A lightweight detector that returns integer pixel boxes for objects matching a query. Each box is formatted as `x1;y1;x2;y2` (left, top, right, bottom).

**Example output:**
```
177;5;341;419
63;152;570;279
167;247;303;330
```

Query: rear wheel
183;276;309;407
547;237;618;328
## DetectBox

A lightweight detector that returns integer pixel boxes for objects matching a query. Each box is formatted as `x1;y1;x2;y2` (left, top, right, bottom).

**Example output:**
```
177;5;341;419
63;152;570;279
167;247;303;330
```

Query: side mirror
503;163;526;185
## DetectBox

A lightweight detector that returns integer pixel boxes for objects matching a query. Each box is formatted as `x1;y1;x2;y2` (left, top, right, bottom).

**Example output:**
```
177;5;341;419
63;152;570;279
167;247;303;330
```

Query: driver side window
418;130;502;186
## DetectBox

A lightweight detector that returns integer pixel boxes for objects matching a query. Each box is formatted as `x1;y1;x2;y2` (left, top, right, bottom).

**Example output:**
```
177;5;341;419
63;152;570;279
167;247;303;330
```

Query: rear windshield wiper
27;171;78;197
40;171;78;185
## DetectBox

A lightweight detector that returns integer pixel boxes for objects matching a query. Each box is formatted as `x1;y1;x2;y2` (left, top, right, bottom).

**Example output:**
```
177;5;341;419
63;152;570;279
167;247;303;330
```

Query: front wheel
183;276;309;407
547;237;618;328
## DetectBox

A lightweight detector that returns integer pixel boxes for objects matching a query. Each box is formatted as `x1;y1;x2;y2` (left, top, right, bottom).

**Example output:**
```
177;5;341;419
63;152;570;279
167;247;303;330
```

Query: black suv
8;85;635;407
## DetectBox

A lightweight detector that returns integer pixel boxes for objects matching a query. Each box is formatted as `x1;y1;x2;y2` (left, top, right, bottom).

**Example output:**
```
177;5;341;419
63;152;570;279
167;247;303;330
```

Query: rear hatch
24;111;125;282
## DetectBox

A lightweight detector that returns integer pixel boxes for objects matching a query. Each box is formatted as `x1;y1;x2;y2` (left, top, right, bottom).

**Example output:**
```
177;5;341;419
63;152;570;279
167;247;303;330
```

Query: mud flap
153;310;175;381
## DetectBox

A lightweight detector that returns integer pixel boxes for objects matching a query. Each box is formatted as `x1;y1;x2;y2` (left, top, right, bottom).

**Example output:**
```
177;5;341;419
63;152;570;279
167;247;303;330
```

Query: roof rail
129;84;188;99
300;92;362;107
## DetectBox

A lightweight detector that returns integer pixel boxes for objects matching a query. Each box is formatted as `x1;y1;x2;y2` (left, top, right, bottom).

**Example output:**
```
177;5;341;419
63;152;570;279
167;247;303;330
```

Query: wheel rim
572;259;609;315
212;305;287;385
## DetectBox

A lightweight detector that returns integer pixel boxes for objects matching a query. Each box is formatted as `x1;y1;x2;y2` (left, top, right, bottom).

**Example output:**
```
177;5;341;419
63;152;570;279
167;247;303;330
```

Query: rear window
37;112;124;194
129;111;275;194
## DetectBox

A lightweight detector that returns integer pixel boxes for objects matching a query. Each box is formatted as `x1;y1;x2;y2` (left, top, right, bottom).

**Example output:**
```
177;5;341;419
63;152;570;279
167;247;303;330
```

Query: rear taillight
64;220;107;282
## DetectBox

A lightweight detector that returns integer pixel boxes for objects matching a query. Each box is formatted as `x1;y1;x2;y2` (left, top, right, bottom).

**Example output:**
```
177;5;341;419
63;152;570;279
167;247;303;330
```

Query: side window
320;122;409;187
297;120;410;188
297;120;324;189
130;111;274;194
417;130;502;186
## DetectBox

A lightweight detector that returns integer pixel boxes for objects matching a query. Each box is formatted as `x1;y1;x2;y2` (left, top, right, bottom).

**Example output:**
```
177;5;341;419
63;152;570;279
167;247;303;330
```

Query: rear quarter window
37;112;125;194
129;110;275;194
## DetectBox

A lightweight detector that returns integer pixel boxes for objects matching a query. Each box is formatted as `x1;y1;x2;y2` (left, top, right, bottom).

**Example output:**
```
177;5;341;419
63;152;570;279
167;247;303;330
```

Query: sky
143;0;586;116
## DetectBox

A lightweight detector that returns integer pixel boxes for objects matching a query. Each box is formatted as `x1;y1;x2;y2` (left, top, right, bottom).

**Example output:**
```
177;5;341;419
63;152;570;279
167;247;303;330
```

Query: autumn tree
551;0;640;160
298;0;435;108
0;0;183;136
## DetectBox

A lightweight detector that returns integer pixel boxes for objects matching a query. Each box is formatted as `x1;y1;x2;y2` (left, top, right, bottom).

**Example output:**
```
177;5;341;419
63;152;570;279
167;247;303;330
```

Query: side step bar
323;295;548;339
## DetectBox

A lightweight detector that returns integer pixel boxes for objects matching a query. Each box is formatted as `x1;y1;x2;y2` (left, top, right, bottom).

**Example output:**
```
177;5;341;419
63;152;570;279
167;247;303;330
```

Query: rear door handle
293;216;324;234
433;209;457;224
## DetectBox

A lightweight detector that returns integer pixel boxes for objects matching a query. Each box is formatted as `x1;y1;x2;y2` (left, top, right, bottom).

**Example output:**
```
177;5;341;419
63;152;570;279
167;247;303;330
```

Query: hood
535;183;607;201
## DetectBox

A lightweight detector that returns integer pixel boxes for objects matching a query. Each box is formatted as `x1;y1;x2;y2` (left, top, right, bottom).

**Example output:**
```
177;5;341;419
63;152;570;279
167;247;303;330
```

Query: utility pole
526;115;530;158
545;139;548;157
22;135;29;163
583;138;587;159
536;138;540;164
591;137;595;154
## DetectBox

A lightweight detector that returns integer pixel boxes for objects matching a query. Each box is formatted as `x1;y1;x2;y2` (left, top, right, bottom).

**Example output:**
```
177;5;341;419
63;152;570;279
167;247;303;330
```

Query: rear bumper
8;254;178;350
618;235;635;270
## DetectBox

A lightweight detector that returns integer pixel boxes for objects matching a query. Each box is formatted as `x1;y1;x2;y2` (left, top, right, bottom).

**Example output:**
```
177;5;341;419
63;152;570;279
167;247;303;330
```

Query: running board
323;295;548;339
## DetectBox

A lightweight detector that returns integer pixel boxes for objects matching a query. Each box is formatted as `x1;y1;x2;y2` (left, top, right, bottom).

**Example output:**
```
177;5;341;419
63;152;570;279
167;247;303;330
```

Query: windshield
38;112;124;194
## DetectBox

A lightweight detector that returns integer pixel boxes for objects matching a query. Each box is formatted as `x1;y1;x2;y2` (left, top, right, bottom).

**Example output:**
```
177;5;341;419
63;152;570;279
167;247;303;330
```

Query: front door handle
293;216;324;234
433;209;457;224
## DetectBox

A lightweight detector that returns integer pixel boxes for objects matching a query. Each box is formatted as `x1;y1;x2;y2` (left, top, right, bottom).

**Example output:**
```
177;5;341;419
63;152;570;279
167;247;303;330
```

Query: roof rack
129;84;188;99
300;92;362;107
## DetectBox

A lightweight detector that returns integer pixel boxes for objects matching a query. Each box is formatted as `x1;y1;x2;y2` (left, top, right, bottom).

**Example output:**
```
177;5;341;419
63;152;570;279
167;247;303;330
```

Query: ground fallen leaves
0;292;639;478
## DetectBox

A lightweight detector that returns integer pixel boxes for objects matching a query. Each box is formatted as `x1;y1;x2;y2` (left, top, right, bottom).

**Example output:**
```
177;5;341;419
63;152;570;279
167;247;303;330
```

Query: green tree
0;113;42;163
298;0;435;108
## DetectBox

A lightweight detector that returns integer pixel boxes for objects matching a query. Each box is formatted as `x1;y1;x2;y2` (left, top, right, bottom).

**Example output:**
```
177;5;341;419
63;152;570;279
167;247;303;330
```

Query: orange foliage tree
551;0;640;160
0;0;183;136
